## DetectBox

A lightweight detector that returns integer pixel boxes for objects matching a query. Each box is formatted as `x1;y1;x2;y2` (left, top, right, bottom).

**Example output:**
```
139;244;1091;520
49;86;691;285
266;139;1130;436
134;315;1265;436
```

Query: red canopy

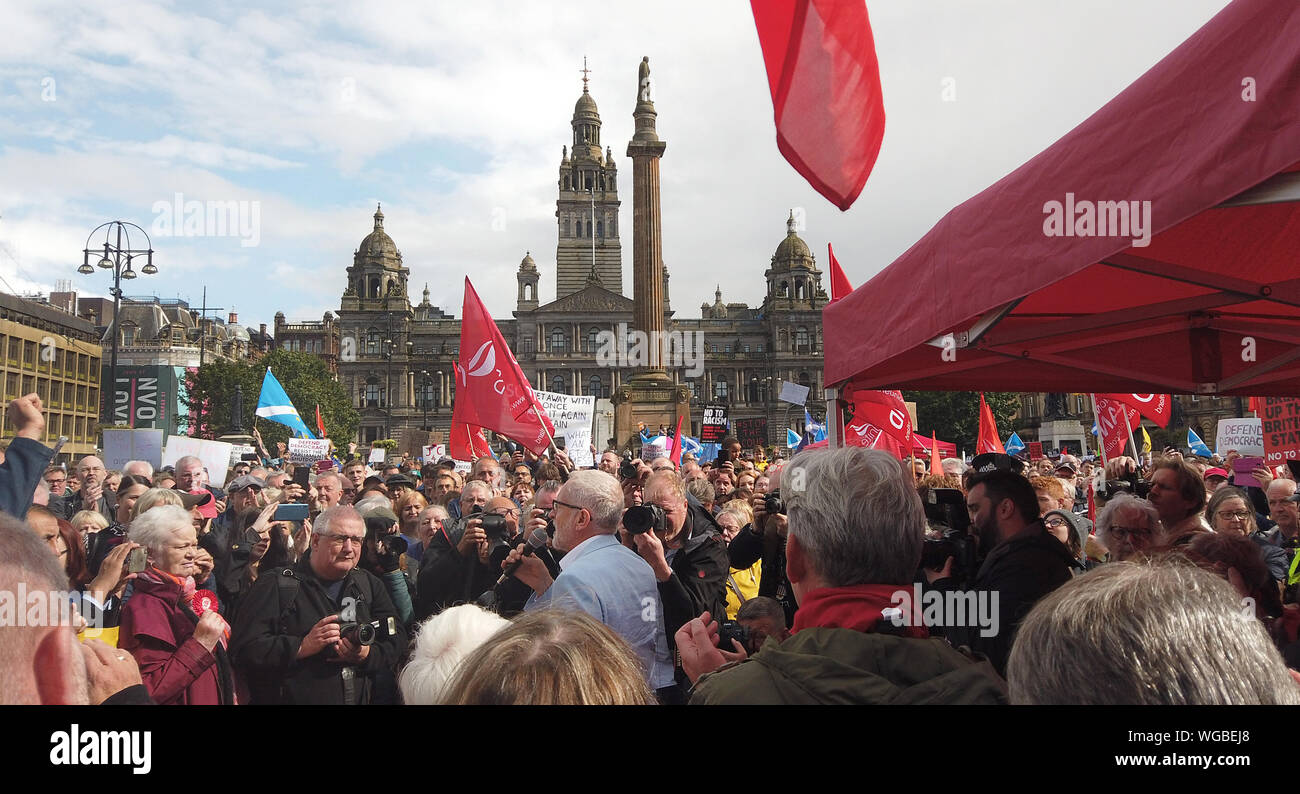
824;0;1300;397
911;435;957;458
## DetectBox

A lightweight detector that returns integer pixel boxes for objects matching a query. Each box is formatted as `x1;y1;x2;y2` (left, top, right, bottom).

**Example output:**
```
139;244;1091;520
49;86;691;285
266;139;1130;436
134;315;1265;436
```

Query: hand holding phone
127;547;148;574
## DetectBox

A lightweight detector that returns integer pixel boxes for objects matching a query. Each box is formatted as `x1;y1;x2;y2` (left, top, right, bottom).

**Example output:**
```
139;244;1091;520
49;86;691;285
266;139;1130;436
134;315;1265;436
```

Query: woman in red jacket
120;504;235;705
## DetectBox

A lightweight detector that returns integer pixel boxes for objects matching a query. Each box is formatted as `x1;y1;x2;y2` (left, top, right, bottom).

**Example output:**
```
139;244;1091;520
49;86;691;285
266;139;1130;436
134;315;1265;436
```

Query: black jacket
0;436;53;519
727;524;797;626
413;516;499;620
229;558;406;705
948;521;1073;675
657;495;730;640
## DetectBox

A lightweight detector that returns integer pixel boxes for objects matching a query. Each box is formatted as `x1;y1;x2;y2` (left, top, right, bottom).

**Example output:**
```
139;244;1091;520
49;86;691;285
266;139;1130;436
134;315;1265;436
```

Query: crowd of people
1;390;1298;705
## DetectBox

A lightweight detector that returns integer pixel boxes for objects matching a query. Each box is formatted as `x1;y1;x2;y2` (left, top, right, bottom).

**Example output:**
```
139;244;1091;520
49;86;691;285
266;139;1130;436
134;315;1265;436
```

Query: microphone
495;528;550;586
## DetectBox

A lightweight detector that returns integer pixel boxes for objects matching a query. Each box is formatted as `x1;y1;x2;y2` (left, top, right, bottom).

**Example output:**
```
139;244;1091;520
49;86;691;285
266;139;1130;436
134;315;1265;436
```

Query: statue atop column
638;57;651;103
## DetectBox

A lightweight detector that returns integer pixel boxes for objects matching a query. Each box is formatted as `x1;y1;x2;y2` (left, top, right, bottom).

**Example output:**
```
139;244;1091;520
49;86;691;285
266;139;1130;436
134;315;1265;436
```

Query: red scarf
791;583;928;638
143;567;231;648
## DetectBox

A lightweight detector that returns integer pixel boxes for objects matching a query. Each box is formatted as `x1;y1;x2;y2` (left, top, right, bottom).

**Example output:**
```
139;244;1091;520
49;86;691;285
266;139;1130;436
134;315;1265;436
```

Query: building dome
519;251;537;272
573;89;600;120
773;210;812;266
358;203;399;258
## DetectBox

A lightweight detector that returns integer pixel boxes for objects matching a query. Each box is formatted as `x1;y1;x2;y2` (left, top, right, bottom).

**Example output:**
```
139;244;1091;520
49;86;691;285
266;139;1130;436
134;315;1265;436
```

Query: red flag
929;431;941;476
827;244;853;302
751;0;885;211
843;389;912;458
1094;393;1171;428
670;414;685;467
977;393;1005;454
315;404;327;438
1094;396;1141;459
456;278;555;455
1248;396;1260;414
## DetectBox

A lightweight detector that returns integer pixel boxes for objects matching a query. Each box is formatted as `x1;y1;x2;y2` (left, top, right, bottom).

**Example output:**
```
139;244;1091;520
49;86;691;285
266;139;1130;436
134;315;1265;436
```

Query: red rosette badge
191;589;219;615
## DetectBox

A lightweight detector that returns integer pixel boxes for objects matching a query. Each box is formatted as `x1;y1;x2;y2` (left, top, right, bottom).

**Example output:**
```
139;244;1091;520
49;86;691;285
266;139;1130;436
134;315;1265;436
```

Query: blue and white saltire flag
678;435;703;457
787;428;802;448
804;409;827;443
640;430;663;446
1005;432;1026;456
1188;427;1213;457
256;368;315;439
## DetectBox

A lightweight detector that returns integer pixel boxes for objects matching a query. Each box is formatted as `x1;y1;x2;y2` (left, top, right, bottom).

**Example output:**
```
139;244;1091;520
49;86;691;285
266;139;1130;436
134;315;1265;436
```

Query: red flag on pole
315;404;327;439
1094;393;1171;428
751;0;886;211
449;361;493;462
976;393;1005;454
827;243;853;302
670;414;685;468
843;389;912;458
929;431;941;476
456;278;555;455
1094;396;1141;459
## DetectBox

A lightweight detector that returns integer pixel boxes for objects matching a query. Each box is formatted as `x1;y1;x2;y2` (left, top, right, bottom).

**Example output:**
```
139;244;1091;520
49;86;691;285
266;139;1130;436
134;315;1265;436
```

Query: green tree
903;391;1019;455
183;351;358;449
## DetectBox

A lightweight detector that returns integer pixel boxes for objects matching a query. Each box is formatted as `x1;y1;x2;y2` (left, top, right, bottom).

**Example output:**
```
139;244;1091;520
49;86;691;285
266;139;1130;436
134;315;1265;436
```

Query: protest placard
533;390;596;467
228;444;257;466
288;438;332;465
423;444;446;461
1259;398;1300;465
1027;441;1044;460
700;404;728;443
368;447;387;464
162;436;233;487
778;380;809;406
102;428;165;470
1216;418;1264;457
736;418;768;450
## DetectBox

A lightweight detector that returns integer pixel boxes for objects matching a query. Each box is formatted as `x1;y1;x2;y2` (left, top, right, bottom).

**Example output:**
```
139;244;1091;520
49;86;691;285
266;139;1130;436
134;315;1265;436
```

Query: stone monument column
627;56;669;384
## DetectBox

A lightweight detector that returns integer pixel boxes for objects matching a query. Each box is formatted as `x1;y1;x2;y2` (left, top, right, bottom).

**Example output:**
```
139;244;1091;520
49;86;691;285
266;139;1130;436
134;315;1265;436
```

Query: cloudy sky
0;0;1232;328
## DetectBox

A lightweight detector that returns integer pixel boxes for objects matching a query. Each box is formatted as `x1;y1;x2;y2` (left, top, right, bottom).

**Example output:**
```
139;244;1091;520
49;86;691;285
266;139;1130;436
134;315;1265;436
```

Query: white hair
460;480;492;505
1095;493;1160;551
313;505;362;536
128;504;193;555
399;604;509;705
123;460;155;480
561;470;625;532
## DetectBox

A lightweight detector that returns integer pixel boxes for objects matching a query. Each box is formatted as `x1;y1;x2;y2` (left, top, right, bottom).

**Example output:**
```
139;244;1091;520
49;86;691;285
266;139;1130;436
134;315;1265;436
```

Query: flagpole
1090;393;1110;469
1124;418;1141;462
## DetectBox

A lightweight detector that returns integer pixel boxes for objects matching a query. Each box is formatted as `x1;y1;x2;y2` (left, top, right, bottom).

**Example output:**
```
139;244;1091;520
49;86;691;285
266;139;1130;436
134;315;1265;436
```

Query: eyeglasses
324;533;364;546
1044;516;1069;529
552;499;587;516
1215;510;1252;521
489;508;520;518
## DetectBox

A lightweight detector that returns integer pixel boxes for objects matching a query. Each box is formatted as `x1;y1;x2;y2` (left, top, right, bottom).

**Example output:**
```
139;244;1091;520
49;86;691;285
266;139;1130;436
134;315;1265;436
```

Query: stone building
326;71;826;448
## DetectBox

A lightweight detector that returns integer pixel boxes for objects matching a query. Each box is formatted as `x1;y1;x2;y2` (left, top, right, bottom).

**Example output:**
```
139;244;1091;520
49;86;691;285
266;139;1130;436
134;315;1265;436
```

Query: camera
716;621;750;654
619;454;640;481
763;490;784;516
377;534;407;557
477;514;508;541
623;503;666;535
920;531;972;582
338;617;397;647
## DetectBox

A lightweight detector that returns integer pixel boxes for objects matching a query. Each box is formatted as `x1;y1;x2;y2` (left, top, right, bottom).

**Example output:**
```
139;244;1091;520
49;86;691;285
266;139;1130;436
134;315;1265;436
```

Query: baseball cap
386;474;415;488
1203;467;1229;481
186;489;218;519
1054;462;1077;474
969;453;1026;476
227;474;266;493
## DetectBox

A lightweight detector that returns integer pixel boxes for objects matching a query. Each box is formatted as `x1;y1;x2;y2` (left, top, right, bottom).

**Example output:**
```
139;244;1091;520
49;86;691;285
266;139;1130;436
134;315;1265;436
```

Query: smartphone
240;452;260;462
274;503;310;522
292;467;311;489
554;437;566;450
1232;456;1265;482
127;547;148;574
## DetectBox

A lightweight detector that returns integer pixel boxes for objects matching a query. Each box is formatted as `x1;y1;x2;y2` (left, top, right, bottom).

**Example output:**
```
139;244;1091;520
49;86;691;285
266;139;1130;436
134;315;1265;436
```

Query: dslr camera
619;453;640;481
338;617;398;647
716;620;751;654
763;490;784;516
623;503;666;535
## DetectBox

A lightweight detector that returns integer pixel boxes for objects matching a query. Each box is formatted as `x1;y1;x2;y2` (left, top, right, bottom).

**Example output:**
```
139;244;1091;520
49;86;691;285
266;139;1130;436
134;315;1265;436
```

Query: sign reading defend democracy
700;404;728;443
533;390;595;468
288;438;332;465
1259;398;1300;465
1216;418;1264;457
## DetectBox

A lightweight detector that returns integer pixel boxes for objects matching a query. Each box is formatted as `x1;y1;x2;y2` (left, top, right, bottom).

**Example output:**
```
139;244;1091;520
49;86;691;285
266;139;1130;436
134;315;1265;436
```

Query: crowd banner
103;428;165;470
533;390;596;468
288;438;332;465
735;417;768;451
162;436;233;486
1027;441;1044;461
423;444;447;461
700;404;729;444
1259;398;1300;465
1216;418;1264;457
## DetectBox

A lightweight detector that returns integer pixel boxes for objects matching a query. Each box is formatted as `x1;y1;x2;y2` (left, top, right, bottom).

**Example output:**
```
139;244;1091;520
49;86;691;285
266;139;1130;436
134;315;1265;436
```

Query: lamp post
80;221;155;427
419;369;433;432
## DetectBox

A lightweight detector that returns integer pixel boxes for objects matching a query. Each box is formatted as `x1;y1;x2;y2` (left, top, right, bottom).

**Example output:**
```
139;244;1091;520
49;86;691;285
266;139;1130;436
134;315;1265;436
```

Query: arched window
796;327;809;351
366;329;379;355
523;283;534;301
795;281;806;300
587;327;601;353
588;375;603;397
780;281;790;297
365;377;382;408
551;375;566;394
714;380;729;400
550;327;568;353
608;216;616;236
596;220;603;238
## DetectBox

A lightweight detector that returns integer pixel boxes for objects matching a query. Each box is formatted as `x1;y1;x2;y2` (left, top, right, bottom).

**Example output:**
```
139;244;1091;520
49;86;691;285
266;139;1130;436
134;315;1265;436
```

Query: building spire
786;209;795;234
581;56;591;93
375;202;384;229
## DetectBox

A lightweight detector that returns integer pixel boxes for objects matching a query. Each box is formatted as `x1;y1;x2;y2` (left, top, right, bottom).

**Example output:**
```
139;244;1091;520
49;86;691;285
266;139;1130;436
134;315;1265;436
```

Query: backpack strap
276;568;300;634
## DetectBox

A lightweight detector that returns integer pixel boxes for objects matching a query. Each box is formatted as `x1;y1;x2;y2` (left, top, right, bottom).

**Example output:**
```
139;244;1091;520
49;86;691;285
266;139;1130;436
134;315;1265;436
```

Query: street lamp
80;221;155;427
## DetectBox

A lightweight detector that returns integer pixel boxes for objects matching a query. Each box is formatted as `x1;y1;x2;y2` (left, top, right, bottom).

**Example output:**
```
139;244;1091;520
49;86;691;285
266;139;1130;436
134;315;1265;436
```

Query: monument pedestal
612;378;690;452
1037;420;1088;456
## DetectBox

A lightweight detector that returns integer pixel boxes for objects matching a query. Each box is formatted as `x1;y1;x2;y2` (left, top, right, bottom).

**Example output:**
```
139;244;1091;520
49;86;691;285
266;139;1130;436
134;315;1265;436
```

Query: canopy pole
826;387;840;450
1090;394;1110;470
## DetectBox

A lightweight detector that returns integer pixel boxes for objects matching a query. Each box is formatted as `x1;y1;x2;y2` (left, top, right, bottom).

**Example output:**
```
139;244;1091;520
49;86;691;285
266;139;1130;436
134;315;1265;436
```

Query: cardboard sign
641;442;667;462
735;417;768;450
453;459;471;474
422;444;446;461
161;436;233;487
228;444;257;466
778;380;810;406
368;447;387;464
102;428;165;470
533;390;595;468
1027;441;1044;461
1216;418;1264;457
288;438;332;465
700;404;729;444
1259;398;1300;465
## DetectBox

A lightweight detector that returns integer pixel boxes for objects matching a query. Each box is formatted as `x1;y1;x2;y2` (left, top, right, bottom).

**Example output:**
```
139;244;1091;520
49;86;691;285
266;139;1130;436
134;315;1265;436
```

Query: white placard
533;390;596;467
368;447;387;464
288;438;332;465
162;436;233;489
453;460;472;474
228;444;257;466
779;380;810;406
1216;418;1264;457
102;428;165;470
423;444;446;461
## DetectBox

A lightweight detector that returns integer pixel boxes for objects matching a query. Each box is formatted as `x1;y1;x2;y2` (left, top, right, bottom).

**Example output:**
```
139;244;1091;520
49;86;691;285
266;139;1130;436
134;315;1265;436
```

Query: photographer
413;481;506;619
624;471;729;649
230;505;406;705
355;504;415;627
730;463;797;627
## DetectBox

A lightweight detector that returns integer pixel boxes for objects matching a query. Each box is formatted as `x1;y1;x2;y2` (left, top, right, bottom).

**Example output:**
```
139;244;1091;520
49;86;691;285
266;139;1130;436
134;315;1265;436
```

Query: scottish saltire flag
787;428;802;448
256;368;315;439
640;430;662;445
678;435;703;457
804;409;827;443
1005;432;1026;456
1188;428;1213;457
